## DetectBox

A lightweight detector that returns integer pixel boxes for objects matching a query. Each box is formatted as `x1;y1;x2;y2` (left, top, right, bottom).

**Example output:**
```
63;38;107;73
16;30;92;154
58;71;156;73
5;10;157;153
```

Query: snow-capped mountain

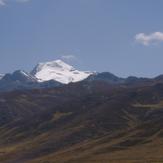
0;59;92;92
31;60;92;84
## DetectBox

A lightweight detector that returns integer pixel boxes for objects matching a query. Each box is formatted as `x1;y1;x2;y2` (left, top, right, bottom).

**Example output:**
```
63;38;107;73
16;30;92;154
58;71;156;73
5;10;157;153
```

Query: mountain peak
31;59;92;84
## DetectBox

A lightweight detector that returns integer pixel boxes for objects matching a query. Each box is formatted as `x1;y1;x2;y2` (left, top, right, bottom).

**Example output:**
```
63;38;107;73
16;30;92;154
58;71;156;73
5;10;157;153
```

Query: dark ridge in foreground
0;80;163;162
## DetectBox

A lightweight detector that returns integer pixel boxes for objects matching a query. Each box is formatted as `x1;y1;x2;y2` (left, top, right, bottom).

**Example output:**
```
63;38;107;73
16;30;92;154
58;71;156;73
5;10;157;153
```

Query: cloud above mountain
61;55;76;61
135;32;163;46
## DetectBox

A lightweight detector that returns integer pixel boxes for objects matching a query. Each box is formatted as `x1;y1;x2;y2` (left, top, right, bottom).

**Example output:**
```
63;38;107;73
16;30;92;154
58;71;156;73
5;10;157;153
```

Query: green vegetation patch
133;100;163;109
52;112;72;121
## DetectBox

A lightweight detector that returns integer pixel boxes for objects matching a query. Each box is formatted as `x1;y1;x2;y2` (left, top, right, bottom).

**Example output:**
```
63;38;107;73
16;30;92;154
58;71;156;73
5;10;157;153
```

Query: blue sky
1;0;163;77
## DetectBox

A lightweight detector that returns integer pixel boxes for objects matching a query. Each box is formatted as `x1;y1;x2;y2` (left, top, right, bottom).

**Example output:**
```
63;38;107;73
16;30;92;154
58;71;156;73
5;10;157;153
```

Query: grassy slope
0;82;163;162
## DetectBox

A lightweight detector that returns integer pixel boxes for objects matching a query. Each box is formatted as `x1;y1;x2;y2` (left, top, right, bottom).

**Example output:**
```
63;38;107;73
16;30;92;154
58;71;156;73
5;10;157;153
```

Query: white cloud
0;0;30;6
0;0;6;6
16;0;30;3
135;32;163;46
61;55;77;63
61;55;76;60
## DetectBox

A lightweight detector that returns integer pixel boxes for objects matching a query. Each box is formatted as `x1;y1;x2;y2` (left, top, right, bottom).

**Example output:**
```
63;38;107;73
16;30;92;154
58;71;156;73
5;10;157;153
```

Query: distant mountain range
1;59;163;92
0;60;92;92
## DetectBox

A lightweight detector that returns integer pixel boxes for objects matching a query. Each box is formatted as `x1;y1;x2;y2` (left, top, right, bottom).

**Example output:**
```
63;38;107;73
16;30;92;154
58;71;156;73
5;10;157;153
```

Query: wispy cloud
135;32;163;46
61;55;77;62
0;0;5;6
0;0;30;6
61;55;76;60
16;0;30;3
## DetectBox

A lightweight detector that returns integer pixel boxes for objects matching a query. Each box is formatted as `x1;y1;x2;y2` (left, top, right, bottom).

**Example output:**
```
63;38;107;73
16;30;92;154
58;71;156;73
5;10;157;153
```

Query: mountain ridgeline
0;60;92;92
0;59;163;92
